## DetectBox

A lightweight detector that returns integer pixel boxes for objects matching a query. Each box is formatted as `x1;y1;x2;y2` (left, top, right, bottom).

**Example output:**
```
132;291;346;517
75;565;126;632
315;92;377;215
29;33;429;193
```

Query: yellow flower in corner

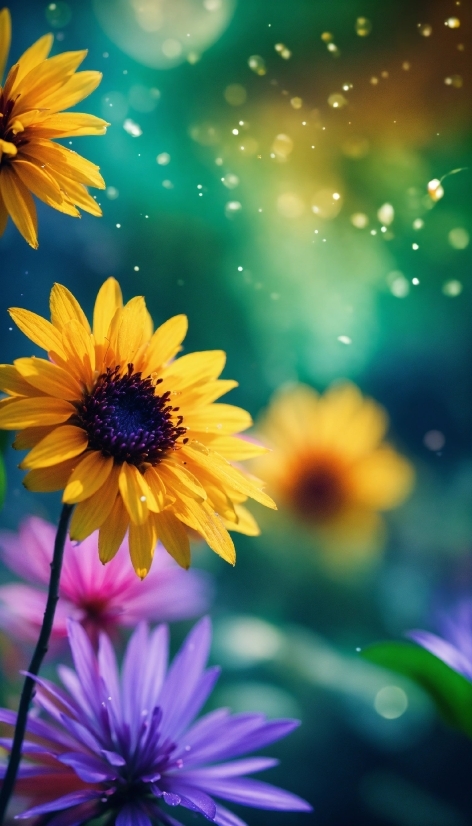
0;8;108;248
254;383;414;566
0;280;275;577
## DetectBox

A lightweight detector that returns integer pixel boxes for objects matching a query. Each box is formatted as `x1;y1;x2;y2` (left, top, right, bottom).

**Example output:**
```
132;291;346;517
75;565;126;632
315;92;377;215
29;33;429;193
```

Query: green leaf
362;641;472;738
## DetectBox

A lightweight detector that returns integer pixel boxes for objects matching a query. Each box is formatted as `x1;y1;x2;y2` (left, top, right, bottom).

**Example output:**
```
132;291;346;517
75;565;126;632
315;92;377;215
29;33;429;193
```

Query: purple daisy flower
408;599;472;681
0;617;311;826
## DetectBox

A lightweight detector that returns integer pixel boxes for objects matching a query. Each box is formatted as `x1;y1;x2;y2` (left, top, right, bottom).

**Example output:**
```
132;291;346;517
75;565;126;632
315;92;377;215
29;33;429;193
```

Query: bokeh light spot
374;686;408;719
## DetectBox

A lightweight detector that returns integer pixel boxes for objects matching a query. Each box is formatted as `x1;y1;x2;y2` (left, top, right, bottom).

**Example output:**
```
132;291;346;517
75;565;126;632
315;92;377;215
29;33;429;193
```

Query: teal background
0;0;472;823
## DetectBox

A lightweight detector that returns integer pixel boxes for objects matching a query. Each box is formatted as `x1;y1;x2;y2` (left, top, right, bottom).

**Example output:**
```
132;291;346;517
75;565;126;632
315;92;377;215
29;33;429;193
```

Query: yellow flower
254;383;414;567
0;8;108;249
0;279;276;577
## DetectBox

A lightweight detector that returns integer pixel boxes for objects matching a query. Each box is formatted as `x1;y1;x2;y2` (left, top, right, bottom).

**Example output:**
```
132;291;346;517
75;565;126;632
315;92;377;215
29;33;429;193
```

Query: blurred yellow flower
0;8;108;248
254;382;414;568
0;279;275;578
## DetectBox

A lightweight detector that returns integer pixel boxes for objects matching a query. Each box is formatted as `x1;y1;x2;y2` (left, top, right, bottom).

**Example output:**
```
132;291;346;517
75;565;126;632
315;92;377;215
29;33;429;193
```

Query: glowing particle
370;76;379;85
445;17;460;27
444;74;463;87
374;686;408;719
248;55;266;75
328;93;347;109
281;48;292;59
274;43;284;52
342;82;353;91
337;335;352;345
443;279;463;296
418;23;432;36
222;173;239;189
381;71;389;78
232;128;239;135
225;201;242;218
46;1;71;27
402;61;411;70
448;228;470;249
355;17;372;36
377;203;394;225
321;32;333;42
412;243;419;250
413;218;424;229
424;430;445;450
116;223;121;228
370;229;377;235
106;186;119;200
271;133;294;159
311;189;343;219
162;180;174;189
351;212;369;228
290;96;303;109
327;43;340;56
133;266;140;271
412;277;420;285
156;152;170;165
277;193;305;218
387;272;410;297
333;192;341;201
123;119;142;137
237;266;243;271
187;52;201;65
428;179;444;201
224;84;247;106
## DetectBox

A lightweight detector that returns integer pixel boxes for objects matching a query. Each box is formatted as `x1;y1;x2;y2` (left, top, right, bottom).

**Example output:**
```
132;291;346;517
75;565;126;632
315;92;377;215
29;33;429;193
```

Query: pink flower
0;517;212;648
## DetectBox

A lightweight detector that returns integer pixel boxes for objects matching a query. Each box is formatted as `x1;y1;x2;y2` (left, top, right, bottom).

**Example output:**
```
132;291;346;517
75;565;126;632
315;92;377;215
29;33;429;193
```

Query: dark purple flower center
0;96;29;162
78;365;187;466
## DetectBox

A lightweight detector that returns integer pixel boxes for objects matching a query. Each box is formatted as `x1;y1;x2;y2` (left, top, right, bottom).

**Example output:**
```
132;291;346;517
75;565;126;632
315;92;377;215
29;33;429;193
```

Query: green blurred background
1;0;472;823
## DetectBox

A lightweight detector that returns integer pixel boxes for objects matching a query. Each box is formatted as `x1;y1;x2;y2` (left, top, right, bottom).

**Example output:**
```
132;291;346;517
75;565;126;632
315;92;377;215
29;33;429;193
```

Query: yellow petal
14;50;88;113
185;404;252;436
203;435;268;460
35;70;102;114
0;186;8;236
63;451;114;504
158;460;207;501
0;7;11;82
98;495;129;563
350;448;415;510
226;504;260;536
13;425;55;450
177;497;235;565
0;166;38;248
142;466;167;512
8;306;65;356
52;174;102;217
61;319;95;385
12;159;63;208
160;350;226;390
93;277;123;344
129;519;157;579
22;140;105;190
0;397;74;429
69;464;120;540
119;463;149;525
181;379;238;407
22;456;78;493
115;296;149;365
30;112;109;138
0;364;45;397
183;442;277;510
21;425;88;469
50;283;91;333
155;510;190;569
14;357;83;400
205;483;237;523
13;33;53;88
141;314;188;374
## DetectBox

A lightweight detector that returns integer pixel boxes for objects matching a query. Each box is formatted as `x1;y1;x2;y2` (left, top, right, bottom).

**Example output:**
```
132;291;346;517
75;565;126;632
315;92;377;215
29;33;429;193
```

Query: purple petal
58;712;103;753
101;749;126;766
45;800;102;826
116;805;152;826
66;619;101;718
58;752;116;783
21;671;80;719
119;567;213;625
15;790;104;819
159;617;212;741
186;776;312;811
122;624;168;741
98;633;121;716
179;757;278;782
178;714;278;767
165;783;216;820
162;792;181;807
0;709;77;751
407;630;472;681
0;518;56;584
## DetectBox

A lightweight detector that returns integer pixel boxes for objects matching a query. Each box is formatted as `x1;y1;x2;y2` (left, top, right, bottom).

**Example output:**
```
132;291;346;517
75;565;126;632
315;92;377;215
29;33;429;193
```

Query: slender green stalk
0;503;74;824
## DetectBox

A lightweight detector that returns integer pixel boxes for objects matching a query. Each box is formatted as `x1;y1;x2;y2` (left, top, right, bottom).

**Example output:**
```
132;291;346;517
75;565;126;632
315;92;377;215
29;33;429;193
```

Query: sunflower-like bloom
0;7;107;248
0;279;275;577
254;383;414;567
0;618;311;825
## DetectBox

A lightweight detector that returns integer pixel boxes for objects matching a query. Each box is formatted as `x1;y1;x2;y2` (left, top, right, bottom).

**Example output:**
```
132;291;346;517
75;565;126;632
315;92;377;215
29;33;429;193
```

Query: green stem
0;503;74;824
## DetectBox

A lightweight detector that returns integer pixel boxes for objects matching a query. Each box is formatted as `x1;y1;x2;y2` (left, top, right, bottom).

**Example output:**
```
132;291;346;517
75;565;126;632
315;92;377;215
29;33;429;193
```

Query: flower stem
0;503;74;824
